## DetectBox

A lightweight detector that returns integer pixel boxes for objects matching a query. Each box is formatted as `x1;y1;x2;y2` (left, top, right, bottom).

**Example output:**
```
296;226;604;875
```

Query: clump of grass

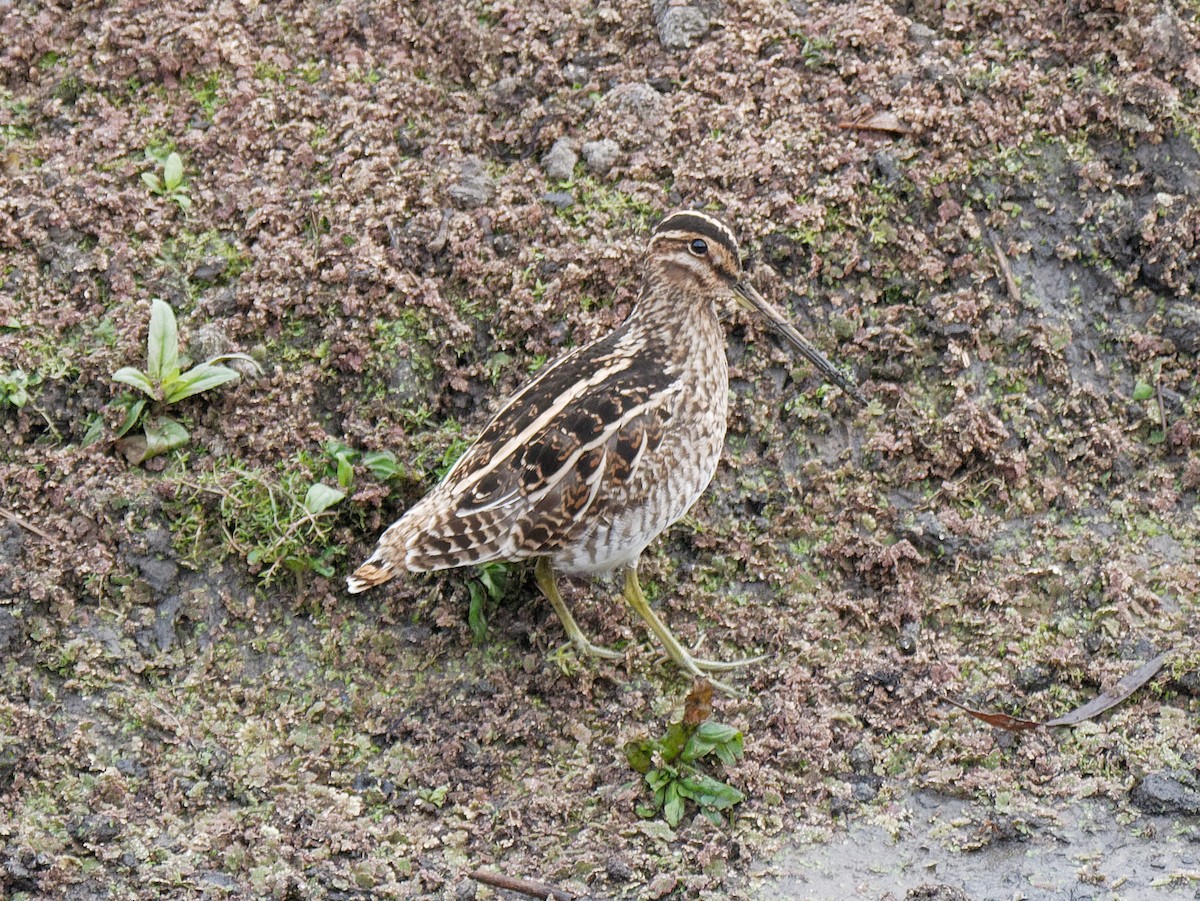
172;460;346;586
111;298;260;463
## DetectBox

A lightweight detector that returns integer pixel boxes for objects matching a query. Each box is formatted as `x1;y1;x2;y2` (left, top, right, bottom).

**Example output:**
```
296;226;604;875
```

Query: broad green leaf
163;362;239;403
683;722;742;762
119;416;188;464
142;416;189;458
173;194;192;212
363;450;401;480
303;483;345;515
680;774;744;810
147;298;179;383
141;171;162;193
112;366;157;398
1132;381;1154;401
163;152;183;191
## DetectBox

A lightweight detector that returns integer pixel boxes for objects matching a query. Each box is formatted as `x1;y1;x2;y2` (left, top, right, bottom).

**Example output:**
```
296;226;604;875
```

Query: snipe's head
645;209;868;404
646;210;745;295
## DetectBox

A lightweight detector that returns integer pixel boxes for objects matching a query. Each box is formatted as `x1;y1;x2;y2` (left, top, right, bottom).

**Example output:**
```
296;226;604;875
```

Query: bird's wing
395;326;679;569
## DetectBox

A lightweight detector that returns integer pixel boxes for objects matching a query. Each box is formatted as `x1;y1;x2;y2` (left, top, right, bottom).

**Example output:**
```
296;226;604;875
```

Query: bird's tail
346;554;397;594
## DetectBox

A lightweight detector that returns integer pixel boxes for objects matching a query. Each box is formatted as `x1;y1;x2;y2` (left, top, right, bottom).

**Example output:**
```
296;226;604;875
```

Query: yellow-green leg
621;564;764;696
535;557;623;660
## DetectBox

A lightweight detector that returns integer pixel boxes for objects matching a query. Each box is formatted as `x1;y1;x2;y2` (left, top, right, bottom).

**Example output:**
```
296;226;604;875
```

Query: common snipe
348;210;864;693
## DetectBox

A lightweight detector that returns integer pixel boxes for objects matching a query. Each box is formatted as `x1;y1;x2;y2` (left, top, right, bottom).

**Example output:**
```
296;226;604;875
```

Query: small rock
131;555;179;596
188;321;233;363
0;610;18;652
192;259;227;282
447;156;495;209
605;82;665;122
582;139;620;174
487;75;528;109
849;743;875;775
652;0;719;49
541;137;577;181
69;814;122;844
907;885;971;901
540;191;574;210
1132;772;1200;815
907;22;937;47
606;857;634;882
645;872;678;898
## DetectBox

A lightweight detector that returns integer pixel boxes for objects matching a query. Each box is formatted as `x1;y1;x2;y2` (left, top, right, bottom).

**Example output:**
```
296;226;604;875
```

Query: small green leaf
147;298;179;383
163;362;240;403
363;450;402;480
659;721;691;764
112;366;157;398
81;414;105;446
662;782;685;828
163;152;183;191
336;455;354;488
141;171;162;193
1132;381;1154;401
114;397;147;438
303;483;345;515
206;353;261;373
173;193;192;212
623;740;655;775
467;582;489;644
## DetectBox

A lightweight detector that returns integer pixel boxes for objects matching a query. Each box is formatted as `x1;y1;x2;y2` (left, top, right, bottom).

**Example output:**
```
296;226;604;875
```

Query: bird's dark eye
688;238;708;256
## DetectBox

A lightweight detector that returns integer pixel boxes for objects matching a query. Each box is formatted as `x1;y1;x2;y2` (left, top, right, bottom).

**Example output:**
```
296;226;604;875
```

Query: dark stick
466;868;609;901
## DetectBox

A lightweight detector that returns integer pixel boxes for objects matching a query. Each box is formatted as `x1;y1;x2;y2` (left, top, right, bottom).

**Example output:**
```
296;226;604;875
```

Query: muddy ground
1;1;1198;899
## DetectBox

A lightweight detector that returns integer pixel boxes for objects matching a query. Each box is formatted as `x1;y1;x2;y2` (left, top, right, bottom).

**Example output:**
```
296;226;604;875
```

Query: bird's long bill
733;281;867;405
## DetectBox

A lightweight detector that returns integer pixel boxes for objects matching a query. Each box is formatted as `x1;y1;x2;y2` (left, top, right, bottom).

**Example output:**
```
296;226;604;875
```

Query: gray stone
1131;771;1200;816
908;22;936;46
447;156;495;209
652;0;719;49
540;191;574;210
541;137;577;181
605;82;665;122
582;139;620;174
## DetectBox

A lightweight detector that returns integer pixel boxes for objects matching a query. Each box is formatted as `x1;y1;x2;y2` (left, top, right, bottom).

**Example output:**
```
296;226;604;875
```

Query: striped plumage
348;210;864;693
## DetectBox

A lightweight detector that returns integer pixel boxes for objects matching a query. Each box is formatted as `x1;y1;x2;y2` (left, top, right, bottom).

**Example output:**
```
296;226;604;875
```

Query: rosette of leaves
624;680;746;827
112;298;260;464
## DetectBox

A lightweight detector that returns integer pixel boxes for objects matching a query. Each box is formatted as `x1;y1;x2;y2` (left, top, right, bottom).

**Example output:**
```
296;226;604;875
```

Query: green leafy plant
467;561;514;644
320;439;406;488
142;147;192;210
624;682;746;827
111;298;260;463
172;460;346;585
0;367;38;408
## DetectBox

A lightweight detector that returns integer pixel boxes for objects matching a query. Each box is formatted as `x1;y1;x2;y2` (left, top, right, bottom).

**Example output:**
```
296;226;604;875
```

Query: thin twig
466;868;607;901
0;507;56;541
1155;379;1168;436
990;238;1022;305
